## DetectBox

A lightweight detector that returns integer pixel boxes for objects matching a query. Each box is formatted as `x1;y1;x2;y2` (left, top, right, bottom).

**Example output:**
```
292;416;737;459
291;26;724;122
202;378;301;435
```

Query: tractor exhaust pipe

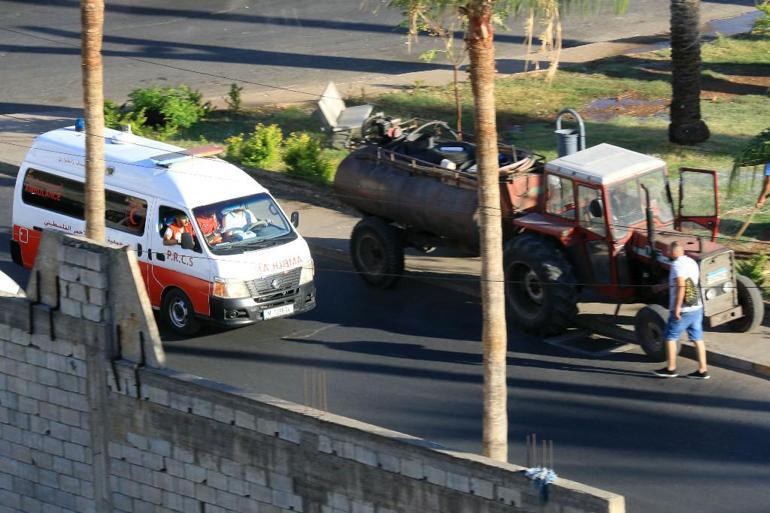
640;184;657;279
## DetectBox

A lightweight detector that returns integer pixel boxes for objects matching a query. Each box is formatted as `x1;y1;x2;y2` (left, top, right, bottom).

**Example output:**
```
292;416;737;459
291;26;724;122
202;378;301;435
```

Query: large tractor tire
729;274;764;333
350;217;405;289
503;234;578;336
634;304;678;362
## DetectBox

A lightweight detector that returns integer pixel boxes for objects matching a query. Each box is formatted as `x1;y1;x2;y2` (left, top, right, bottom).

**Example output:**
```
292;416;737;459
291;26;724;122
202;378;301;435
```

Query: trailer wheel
504;234;578;335
350;217;404;289
729;274;764;333
162;288;201;337
635;304;677;362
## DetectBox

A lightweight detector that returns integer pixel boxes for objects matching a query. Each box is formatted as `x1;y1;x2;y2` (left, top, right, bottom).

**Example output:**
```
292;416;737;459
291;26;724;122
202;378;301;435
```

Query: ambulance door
102;188;152;290
136;197;154;288
149;204;212;316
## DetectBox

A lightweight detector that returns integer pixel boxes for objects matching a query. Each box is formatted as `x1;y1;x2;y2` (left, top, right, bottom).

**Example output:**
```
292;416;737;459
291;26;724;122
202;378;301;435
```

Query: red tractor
334;121;764;360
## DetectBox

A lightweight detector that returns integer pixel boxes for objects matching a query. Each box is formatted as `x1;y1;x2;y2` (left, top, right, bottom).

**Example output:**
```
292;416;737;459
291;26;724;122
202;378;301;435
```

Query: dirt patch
582;94;669;121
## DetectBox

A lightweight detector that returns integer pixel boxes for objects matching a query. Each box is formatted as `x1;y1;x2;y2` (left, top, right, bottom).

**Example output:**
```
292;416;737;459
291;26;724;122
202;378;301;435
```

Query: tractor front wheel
635;304;679;362
729;274;764;333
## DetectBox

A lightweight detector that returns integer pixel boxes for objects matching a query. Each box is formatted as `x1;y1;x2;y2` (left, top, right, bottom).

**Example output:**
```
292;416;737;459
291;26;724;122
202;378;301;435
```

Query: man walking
653;241;710;379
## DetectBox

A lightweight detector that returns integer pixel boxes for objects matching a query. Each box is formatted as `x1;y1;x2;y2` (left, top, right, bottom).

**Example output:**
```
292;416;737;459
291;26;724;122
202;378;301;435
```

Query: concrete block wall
0;232;625;513
0;299;98;513
104;364;624;513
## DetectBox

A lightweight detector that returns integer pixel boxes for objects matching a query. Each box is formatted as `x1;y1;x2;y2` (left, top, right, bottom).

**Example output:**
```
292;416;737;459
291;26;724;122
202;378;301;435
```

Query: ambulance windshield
192;193;296;254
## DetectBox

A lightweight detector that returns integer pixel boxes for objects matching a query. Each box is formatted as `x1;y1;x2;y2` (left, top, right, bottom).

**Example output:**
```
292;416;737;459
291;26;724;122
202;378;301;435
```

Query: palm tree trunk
81;0;106;241
465;0;508;462
669;0;710;144
452;63;463;138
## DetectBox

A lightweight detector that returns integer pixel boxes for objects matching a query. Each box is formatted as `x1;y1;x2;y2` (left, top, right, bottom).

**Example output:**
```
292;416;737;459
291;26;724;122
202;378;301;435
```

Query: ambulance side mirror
290;211;300;228
180;233;195;251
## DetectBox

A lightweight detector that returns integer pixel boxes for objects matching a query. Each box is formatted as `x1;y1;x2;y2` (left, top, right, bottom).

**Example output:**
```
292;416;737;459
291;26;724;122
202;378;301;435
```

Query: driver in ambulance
222;205;256;233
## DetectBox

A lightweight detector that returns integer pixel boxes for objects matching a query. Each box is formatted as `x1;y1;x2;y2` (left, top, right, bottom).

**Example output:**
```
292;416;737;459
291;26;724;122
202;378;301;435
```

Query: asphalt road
0;0;757;111
1;165;770;513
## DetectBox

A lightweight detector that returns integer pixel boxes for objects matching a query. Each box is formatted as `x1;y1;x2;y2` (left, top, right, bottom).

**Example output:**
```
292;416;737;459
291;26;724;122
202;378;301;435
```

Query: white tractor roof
545;143;666;185
24;125;266;208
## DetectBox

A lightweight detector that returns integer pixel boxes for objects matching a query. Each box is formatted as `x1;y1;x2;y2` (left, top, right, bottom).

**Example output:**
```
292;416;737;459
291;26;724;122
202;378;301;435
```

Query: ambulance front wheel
162;288;201;336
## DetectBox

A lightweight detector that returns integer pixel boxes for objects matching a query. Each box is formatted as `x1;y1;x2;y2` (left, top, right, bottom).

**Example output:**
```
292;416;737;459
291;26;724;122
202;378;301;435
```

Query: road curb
308;240;349;264
681;344;770;382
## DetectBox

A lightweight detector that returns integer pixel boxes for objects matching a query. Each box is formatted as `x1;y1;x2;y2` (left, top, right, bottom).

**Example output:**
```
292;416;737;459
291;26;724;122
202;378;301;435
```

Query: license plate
705;267;729;286
262;304;294;320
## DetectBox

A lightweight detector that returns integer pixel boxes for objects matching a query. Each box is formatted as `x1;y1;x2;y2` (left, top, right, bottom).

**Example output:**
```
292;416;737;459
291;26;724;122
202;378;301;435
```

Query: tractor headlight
721;281;735;294
212;277;251;299
704;287;717;300
299;260;315;285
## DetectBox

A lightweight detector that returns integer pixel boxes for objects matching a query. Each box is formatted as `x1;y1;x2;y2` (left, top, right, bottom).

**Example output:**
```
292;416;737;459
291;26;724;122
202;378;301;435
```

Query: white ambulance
11;123;316;335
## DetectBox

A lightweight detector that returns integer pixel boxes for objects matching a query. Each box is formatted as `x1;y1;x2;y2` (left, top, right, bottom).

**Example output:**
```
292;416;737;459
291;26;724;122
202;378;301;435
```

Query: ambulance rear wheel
162;288;201;336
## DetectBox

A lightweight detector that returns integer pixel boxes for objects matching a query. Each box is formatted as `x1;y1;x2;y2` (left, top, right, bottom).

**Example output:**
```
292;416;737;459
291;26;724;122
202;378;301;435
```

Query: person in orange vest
163;213;194;246
195;209;222;244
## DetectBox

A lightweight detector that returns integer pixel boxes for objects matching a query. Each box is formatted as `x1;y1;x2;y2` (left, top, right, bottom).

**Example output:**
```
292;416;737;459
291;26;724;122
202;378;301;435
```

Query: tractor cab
519;144;681;299
542;144;675;240
531;145;727;298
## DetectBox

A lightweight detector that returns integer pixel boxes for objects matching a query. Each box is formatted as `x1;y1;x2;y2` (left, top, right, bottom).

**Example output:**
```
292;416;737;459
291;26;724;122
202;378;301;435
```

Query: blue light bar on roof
151;145;224;167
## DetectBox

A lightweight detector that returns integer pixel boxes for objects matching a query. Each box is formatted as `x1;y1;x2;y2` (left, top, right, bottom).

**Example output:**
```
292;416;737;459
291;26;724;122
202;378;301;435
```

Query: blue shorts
664;308;704;342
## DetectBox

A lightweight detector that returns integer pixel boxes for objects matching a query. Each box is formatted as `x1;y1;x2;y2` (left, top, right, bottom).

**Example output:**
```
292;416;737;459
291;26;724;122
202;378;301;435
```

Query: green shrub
754;1;770;36
226;123;283;168
103;100;149;136
737;253;769;298
283;132;334;183
225;133;245;161
225;83;244;112
127;85;208;138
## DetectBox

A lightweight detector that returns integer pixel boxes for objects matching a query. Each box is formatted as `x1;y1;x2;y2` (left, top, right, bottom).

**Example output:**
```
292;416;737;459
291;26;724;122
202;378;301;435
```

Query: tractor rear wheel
503;234;578;336
635;304;678;362
729;274;764;333
350;217;404;289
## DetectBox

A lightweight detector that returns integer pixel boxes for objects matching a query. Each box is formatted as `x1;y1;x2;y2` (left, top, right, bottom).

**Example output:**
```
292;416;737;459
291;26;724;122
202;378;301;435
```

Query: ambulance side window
158;206;202;253
21;169;84;219
105;190;146;236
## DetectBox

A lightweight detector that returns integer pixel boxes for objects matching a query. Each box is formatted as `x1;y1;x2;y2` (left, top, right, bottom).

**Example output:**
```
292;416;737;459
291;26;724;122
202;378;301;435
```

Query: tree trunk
465;0;508;462
669;0;710;144
452;63;463;138
81;0;106;242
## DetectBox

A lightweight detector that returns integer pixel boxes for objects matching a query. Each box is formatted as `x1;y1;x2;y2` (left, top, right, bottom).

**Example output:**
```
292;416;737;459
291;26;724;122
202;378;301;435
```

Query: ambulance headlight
299;260;315;285
212;278;251;299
